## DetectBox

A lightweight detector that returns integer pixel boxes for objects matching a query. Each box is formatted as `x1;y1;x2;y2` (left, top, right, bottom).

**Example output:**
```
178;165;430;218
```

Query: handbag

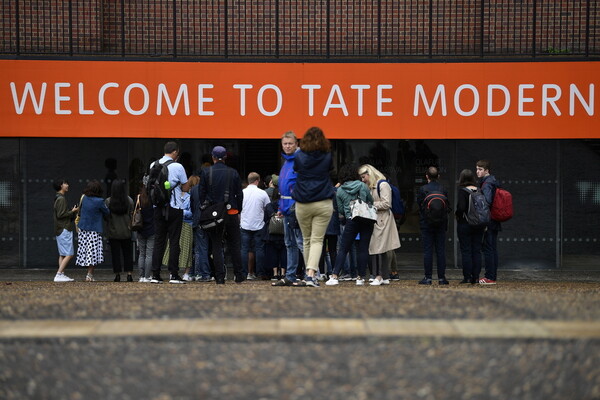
268;214;284;235
74;194;85;229
130;195;143;231
349;198;377;222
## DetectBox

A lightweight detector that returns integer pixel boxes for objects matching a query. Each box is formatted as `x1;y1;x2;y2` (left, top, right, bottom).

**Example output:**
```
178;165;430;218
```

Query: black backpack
464;188;491;227
146;160;179;209
422;191;449;227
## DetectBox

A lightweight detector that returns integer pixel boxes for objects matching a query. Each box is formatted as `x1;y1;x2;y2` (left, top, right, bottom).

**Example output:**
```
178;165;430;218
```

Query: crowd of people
52;129;503;286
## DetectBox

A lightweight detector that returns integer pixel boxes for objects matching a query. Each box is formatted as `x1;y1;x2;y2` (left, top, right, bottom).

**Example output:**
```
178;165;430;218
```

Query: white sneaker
381;279;390;285
247;273;257;280
325;277;339;286
182;273;193;282
139;277;151;283
356;278;365;286
54;273;74;282
316;273;325;281
369;278;383;286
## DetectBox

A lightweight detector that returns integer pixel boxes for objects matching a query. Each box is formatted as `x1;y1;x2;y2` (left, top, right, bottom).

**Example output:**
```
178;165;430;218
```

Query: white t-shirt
240;184;270;231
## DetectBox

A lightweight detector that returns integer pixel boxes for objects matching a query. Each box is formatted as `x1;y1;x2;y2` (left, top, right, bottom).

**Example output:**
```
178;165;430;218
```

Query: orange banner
1;60;598;139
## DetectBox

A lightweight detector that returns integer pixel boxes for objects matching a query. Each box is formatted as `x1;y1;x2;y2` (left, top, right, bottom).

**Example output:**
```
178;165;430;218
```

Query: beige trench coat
368;181;401;255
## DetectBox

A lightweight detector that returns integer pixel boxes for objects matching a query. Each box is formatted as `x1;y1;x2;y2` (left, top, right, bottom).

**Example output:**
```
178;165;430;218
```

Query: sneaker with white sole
356;278;365;286
182;273;193;282
381;279;390;285
305;276;319;287
54;273;74;282
169;274;186;284
325;276;339;286
369;278;383;286
139;277;151;283
339;274;352;281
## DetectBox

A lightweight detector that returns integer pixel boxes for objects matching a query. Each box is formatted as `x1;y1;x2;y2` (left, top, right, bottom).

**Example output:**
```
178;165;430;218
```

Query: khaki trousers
295;199;333;272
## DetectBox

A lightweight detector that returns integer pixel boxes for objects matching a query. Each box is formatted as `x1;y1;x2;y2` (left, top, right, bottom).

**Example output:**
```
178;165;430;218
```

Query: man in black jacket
195;146;244;284
416;166;450;285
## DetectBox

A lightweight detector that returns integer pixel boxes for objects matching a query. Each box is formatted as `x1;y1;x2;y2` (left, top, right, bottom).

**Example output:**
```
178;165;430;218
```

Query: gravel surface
1;280;599;321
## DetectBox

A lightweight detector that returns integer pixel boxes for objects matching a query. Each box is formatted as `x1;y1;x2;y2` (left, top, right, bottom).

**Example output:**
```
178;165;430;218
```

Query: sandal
292;280;307;287
271;278;294;287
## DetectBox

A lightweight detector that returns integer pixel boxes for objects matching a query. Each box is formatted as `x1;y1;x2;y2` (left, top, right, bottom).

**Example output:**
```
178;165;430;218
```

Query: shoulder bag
130;195;143;231
199;168;231;230
74;194;85;230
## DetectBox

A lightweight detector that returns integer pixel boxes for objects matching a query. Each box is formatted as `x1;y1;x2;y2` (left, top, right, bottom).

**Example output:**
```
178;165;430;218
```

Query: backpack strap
208;167;232;204
376;179;388;198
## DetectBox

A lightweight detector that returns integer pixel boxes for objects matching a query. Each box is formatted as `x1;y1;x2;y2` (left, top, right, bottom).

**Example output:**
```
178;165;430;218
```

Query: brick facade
1;0;598;58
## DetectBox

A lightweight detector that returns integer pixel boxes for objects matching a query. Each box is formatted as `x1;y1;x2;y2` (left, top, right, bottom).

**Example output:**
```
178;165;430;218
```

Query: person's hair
458;169;478;187
300;126;330;153
139;185;151;208
164;141;179;154
426;166;439;181
108;179;129;215
358;164;386;188
476;159;491;172
271;187;281;202
281;131;298;143
247;172;260;185
53;178;68;192
338;163;360;184
83;180;104;198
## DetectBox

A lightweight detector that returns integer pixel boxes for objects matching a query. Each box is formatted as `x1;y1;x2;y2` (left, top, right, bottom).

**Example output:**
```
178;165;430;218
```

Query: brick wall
1;0;598;57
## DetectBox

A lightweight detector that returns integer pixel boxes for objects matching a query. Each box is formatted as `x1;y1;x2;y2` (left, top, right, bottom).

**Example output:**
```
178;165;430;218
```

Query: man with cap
196;146;244;284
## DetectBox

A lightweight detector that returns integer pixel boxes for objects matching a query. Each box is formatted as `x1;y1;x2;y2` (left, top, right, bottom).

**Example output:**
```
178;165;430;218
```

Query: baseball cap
211;146;227;160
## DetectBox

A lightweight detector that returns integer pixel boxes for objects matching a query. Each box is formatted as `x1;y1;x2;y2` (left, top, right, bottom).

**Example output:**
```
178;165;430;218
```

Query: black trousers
207;213;243;283
152;206;183;276
109;238;133;273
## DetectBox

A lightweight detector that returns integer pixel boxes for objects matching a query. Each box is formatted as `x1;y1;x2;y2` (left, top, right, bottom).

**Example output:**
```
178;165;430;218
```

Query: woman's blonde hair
358;164;386;188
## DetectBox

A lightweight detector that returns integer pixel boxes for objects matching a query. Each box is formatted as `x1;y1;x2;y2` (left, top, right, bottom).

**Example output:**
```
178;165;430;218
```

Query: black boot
114;274;120;282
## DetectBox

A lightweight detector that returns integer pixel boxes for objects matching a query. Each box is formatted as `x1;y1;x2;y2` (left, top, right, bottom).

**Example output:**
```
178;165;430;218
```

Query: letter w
10;82;47;115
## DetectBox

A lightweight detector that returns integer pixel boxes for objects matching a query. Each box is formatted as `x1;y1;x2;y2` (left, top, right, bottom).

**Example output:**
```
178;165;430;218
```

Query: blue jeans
137;234;155;279
284;214;303;282
421;225;447;279
482;229;499;281
193;227;210;279
333;218;374;278
457;222;485;282
241;228;266;277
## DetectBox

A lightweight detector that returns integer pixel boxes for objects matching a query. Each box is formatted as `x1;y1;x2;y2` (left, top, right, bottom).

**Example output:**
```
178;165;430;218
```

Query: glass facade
0;138;598;269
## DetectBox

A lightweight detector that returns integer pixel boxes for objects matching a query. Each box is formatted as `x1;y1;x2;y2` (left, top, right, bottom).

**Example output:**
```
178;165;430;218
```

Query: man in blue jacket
272;131;304;286
476;159;501;285
197;146;244;284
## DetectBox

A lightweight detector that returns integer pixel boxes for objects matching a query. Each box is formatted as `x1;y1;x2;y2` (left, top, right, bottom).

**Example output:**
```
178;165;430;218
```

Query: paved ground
0;268;599;399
